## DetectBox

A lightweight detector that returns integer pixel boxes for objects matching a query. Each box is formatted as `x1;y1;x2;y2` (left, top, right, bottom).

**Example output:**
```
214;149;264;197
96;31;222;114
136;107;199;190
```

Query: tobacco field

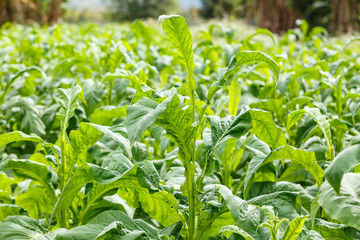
0;15;360;239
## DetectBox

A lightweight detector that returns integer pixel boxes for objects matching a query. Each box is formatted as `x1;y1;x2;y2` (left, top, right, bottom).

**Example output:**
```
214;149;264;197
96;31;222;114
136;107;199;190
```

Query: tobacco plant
0;15;360;240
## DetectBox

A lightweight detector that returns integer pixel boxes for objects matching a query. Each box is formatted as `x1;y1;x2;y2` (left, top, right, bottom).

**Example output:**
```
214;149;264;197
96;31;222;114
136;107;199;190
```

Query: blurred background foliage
0;0;359;34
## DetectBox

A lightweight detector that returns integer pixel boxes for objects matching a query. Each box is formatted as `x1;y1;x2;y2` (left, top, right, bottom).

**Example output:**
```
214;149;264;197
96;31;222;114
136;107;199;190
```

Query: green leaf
282;216;308;240
0;131;44;149
78;157;136;224
218;185;269;239
213;137;237;186
8;97;46;137
318;173;360;230
57;210;159;240
224;51;280;82
66;122;104;170
90;123;132;158
15;186;52;219
117;178;181;227
57;82;82;140
228;78;241;115
0;159;56;203
156;94;196;161
0;215;66;240
89;106;126;126
139;190;181;227
220;225;254;240
286;107;334;160
159;15;195;100
0;204;23;221
248;191;302;219
249;109;286;149
208;110;252;148
51;164;94;219
243;145;323;199
244;135;271;156
196;211;235;239
0;66;46;104
246;28;276;46
312;218;360;240
310;195;320;230
103;70;140;87
324;145;360;194
126;88;176;143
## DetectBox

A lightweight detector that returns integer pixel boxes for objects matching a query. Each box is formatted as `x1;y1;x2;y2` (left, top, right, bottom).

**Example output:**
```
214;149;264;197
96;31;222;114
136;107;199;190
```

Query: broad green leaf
155;94;196;162
0;204;23;221
244;135;271;156
57;82;83;142
53;57;93;78
218;185;269;239
243;145;323;199
66;122;104;173
126;88;176;143
160;15;195;101
214;137;237;186
90;123;132;158
0;159;56;202
224;51;280;82
15;186;52;219
246;28;276;46
117;179;181;227
310;195;320;229
103;70;140;87
250;109;286;149
137;161;161;191
220;225;254;240
286;107;334;160
0;66;46;104
0;131;44;149
57;210;159;240
277;164;309;183
78;158;136;224
0;215;66;240
228;78;241;115
8;97;46;136
208;110;252;148
282;216;308;240
324;145;360;193
196;211;235;239
318;173;360;230
312;218;360;239
51;164;94;219
139;190;181;227
89;106;126;126
248;191;301;219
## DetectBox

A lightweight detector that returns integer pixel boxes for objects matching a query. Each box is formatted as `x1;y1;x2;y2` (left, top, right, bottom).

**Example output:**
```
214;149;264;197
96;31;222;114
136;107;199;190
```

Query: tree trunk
48;0;62;25
330;0;359;33
255;0;300;34
0;0;15;26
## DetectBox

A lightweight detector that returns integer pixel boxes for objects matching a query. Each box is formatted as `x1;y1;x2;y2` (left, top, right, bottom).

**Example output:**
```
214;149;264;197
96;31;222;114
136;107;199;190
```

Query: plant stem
108;79;113;105
187;165;196;240
59;127;67;228
187;71;197;240
195;209;229;240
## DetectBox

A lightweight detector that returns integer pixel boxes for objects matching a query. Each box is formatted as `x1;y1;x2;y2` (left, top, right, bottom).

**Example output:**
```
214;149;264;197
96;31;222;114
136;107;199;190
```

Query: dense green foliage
1;16;360;239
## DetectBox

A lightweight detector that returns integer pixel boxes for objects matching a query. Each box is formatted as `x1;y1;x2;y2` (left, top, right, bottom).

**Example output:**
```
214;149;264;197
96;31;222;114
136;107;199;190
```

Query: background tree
48;0;62;24
110;0;179;21
0;0;63;26
201;0;359;33
253;0;300;33
329;0;359;33
200;0;244;19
